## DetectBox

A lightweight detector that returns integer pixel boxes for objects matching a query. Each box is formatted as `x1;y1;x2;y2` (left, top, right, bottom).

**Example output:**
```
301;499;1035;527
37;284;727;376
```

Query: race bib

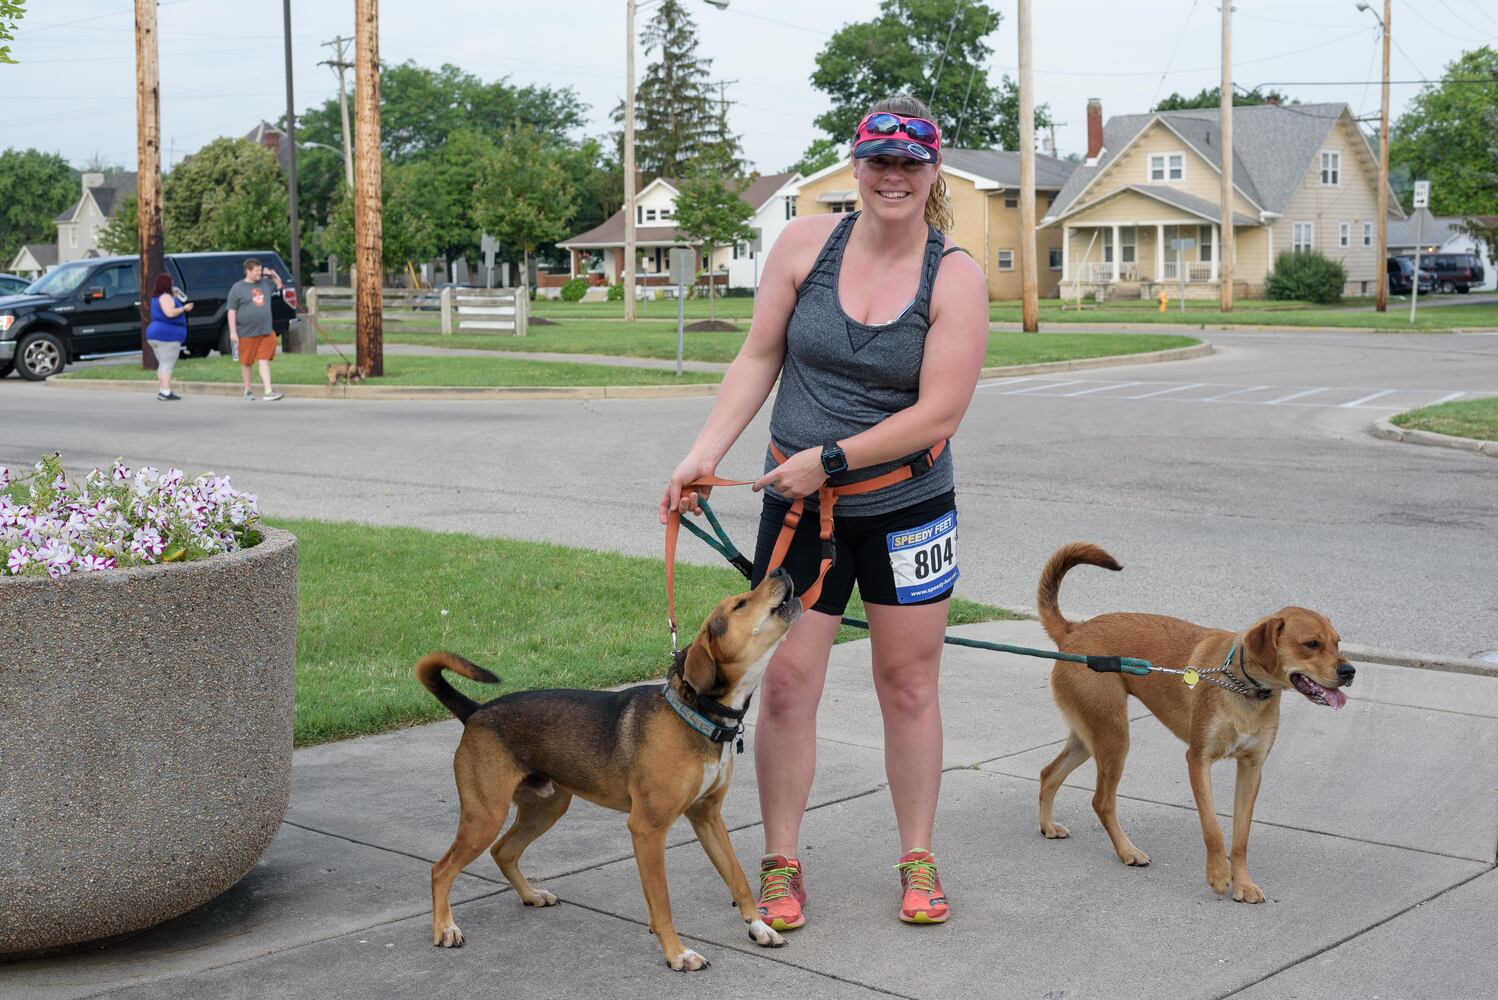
886;511;958;604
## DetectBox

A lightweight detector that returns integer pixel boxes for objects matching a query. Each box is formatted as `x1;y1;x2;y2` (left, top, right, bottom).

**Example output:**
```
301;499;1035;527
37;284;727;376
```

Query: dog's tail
415;651;501;723
1036;542;1123;644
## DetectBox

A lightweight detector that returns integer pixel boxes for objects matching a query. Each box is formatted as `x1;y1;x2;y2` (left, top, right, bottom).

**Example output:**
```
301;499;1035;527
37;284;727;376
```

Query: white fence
304;286;528;337
1161;261;1215;283
1074;262;1140;282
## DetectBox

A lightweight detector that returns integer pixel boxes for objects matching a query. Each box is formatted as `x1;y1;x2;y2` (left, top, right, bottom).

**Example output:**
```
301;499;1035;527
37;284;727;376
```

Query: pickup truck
0;251;300;380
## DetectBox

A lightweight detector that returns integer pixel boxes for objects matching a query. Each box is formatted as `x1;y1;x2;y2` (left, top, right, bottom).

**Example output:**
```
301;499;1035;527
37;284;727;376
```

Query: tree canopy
1152;87;1294;112
1389;47;1498;215
163;138;293;256
1;0;23;64
810;0;1049;150
0;148;76;262
472;127;580;286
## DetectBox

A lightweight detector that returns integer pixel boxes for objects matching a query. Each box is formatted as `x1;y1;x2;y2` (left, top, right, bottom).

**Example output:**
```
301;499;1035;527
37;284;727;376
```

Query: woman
660;96;987;928
145;272;193;401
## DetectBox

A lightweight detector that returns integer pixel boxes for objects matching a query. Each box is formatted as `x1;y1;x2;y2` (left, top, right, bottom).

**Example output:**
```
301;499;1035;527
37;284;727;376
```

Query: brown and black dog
417;567;801;970
326;362;364;386
1034;543;1354;903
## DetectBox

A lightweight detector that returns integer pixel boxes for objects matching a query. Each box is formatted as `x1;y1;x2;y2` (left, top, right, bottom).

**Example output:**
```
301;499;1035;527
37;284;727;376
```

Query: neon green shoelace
895;858;939;894
759;865;798;902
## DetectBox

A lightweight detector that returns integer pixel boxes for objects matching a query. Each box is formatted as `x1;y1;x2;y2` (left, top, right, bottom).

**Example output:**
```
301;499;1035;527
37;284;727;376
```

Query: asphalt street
4;328;1496;659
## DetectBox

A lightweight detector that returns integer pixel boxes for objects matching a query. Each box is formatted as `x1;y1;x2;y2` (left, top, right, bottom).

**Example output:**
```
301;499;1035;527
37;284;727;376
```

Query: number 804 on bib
886;511;958;605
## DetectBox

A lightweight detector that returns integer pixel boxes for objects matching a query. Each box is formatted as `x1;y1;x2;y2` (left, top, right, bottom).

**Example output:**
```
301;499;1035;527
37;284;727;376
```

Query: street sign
668;247;696;286
1169;238;1196;251
749;228;763;253
1413;180;1430;208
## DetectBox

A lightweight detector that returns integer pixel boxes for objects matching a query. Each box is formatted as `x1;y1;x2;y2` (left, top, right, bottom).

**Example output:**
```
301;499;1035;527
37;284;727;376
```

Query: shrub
1265;250;1347;304
559;278;588;302
607;283;624;301
720;286;755;298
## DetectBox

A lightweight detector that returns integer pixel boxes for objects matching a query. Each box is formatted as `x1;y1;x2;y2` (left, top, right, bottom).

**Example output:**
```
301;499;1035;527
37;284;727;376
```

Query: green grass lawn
273;517;1020;746
318;320;1197;368
991;299;1498;331
59;352;721;387
1391;397;1498;441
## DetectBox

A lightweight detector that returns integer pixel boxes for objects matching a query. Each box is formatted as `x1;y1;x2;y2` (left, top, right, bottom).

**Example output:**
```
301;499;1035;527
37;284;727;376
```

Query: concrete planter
0;527;297;957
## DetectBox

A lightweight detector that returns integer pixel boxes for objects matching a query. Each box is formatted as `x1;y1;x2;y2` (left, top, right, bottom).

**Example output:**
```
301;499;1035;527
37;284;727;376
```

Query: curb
989;322;1497;334
1001;606;1497;679
1371;417;1498;458
48;342;1213;401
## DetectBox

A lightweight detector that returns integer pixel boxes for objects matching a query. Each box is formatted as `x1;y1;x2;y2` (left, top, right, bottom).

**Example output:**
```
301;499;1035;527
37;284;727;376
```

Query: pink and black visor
852;112;942;162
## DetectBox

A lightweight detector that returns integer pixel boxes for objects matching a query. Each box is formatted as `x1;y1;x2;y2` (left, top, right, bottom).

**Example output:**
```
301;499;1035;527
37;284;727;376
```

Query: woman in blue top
145;272;193;401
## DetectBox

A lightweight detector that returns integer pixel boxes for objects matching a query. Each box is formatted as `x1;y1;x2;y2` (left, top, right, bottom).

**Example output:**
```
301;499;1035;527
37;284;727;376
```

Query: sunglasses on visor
858;113;939;144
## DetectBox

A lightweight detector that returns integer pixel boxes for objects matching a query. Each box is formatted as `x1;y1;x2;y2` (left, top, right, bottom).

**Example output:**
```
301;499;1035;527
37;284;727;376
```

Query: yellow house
789;149;1077;301
1045;100;1404;299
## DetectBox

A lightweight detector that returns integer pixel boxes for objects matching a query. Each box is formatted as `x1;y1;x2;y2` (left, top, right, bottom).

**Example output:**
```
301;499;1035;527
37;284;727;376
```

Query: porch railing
1074;262;1139;282
1161;260;1215;282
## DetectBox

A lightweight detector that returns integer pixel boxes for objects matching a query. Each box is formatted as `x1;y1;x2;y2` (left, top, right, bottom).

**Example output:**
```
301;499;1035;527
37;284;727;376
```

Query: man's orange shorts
239;334;277;364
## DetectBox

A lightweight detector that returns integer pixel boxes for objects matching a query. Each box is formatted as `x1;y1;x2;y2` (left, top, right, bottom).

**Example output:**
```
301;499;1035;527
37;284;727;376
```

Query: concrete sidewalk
10;620;1497;1000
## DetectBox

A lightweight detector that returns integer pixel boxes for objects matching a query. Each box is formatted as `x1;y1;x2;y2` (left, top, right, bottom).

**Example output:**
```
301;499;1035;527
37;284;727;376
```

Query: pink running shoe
756;854;807;931
895;849;949;924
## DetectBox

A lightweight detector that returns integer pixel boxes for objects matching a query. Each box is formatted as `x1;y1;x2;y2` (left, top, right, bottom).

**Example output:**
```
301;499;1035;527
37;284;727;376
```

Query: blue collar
662;683;746;752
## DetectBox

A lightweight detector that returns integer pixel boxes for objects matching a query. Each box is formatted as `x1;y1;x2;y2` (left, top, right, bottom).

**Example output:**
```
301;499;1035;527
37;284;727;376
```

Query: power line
952;9;999;147
929;0;968;105
1152;0;1201;107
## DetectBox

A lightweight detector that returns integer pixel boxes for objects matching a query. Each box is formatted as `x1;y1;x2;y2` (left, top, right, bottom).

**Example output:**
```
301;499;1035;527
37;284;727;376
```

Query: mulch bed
528;316;558;326
682;320;740;333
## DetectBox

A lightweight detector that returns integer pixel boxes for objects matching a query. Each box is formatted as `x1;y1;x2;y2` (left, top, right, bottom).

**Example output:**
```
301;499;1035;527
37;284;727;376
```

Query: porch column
1156;223;1165;283
1062;226;1071;281
1111;224;1121;282
1211;224;1220;282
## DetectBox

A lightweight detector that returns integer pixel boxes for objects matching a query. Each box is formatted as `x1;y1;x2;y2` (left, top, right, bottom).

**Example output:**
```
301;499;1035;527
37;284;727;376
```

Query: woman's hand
660;454;718;524
753;447;827;500
184;302;194;312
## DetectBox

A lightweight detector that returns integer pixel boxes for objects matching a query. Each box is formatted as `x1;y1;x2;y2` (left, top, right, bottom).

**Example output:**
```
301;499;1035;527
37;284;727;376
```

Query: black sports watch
820;442;849;477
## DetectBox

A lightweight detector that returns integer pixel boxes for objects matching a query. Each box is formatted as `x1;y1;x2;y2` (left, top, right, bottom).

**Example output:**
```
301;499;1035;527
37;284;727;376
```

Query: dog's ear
1244;615;1285;675
682;638;718;696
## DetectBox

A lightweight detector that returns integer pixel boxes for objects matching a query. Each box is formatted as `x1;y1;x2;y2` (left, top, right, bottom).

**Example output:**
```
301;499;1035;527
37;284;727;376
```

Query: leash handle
665;476;754;650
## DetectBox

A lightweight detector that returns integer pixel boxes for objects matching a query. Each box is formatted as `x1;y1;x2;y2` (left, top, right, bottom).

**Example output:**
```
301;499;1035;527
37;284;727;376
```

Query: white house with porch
1043;100;1403;299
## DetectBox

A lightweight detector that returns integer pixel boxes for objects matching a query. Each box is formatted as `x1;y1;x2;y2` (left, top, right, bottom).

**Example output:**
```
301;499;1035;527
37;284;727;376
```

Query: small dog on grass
325;362;364;386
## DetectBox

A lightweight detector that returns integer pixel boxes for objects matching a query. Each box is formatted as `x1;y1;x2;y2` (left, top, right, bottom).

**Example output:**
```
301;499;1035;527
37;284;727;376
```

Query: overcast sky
4;0;1492;175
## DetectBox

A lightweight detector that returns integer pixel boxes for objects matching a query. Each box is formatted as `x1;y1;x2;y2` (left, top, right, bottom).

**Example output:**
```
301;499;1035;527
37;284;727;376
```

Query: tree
1152;86;1293;112
787;138;842;177
620;0;741;180
810;0;1049;151
673;154;754;322
321;162;438;273
1389;47;1498;216
162;138;291;256
406;129;498;269
472;127;579;291
0;148;76;262
1;0;23;64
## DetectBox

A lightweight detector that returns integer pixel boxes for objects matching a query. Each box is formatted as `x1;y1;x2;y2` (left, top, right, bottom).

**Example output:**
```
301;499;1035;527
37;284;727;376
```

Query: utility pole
1018;0;1038;332
281;0;301;291
353;0;382;376
624;0;637;321
1219;0;1234;312
1046;121;1059;159
1376;0;1391;312
320;35;355;187
134;0;162;371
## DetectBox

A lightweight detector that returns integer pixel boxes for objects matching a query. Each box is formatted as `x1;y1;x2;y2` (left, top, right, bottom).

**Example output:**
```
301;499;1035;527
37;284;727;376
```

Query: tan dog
326;362;363;386
1034;543;1353;903
417;568;801;970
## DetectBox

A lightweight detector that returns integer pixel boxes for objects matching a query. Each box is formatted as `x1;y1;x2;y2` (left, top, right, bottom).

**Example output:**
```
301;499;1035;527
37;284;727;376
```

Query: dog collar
662;683;747;752
1213;644;1273;701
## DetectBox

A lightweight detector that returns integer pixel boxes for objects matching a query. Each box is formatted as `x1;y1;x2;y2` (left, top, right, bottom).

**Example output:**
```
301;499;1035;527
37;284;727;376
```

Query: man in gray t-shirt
227;258;285;401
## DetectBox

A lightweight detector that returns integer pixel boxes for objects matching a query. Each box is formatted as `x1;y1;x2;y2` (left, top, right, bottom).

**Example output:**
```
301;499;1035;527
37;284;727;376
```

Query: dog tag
1183;668;1200;688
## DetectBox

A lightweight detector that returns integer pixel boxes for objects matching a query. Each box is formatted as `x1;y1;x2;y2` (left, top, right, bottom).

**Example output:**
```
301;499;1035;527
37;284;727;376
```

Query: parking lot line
1126;383;1203;399
1002;379;1089;395
1064;381;1140;397
1428;391;1466;405
1265;387;1330;405
1200;385;1269;401
1341;389;1398;408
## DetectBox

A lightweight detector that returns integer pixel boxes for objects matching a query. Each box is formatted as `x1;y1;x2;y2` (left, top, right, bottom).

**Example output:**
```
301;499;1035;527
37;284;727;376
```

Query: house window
660;208;673;220
997;249;1014;271
645;209;658;222
785;197;797;220
1320;151;1340;186
1120;226;1136;264
828;200;855;213
1293;221;1314;252
1149;153;1184;182
1363;222;1373;247
1004;192;1018;209
1339;222;1350;247
635;206;642;224
1048;247;1062;270
1198;224;1212;262
69;227;77;248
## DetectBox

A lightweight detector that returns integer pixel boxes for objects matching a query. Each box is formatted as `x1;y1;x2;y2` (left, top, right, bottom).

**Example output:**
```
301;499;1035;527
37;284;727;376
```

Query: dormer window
1320;151;1340;186
1149;153;1184;182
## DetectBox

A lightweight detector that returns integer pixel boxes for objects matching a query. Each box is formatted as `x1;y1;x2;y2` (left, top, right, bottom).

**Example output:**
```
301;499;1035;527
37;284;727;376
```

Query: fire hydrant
1157;288;1169;312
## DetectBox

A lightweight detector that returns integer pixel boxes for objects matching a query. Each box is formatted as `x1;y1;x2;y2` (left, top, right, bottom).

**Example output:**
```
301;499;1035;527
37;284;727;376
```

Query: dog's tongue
1324;687;1347;711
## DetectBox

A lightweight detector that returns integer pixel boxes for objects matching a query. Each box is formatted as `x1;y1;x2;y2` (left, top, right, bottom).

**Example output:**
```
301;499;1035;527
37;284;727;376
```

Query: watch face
822;445;848;475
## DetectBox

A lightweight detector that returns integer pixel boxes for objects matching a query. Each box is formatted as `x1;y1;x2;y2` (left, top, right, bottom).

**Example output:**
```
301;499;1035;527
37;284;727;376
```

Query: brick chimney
1086;98;1104;161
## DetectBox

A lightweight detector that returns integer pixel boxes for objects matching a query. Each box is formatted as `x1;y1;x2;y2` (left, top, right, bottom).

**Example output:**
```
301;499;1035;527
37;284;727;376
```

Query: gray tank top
765;211;955;516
